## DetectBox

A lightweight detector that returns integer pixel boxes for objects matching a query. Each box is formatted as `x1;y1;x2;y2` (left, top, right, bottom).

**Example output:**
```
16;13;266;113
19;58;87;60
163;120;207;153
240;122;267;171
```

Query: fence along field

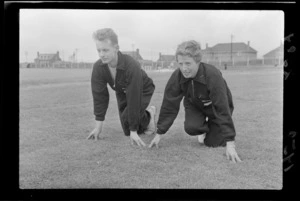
19;66;283;189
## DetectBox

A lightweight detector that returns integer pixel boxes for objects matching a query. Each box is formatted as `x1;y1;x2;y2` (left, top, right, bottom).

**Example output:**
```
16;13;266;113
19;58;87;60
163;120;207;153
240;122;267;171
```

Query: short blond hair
175;40;202;63
92;28;118;45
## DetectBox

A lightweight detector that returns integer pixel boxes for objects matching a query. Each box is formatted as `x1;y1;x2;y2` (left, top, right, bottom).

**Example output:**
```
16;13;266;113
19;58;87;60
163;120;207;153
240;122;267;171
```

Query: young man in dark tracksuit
87;28;156;147
149;40;241;163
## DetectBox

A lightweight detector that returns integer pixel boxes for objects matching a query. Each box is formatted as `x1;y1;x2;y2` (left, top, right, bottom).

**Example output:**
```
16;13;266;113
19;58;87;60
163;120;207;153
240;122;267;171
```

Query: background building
122;48;143;61
34;51;62;68
123;48;159;70
27;42;283;69
157;53;177;69
202;41;257;66
263;43;284;66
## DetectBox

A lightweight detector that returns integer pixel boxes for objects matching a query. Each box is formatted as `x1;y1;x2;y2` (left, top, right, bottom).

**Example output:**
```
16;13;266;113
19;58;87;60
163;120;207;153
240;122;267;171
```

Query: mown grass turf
19;66;283;189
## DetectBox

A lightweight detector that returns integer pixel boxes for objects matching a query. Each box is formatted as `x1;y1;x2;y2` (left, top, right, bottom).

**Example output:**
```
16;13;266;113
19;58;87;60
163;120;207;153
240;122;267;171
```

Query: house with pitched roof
122;48;143;61
123;48;158;70
263;43;283;66
202;41;257;66
34;51;62;68
157;53;177;69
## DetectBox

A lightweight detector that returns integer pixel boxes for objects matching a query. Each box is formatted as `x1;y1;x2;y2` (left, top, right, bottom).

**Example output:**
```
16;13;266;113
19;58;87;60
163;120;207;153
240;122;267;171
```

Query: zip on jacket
192;80;195;99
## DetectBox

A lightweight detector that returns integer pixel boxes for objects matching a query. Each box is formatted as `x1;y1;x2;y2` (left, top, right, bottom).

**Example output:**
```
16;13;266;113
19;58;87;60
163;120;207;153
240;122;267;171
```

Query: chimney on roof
159;52;162;59
37;51;39;57
206;43;208;49
247;41;250;51
57;51;59;56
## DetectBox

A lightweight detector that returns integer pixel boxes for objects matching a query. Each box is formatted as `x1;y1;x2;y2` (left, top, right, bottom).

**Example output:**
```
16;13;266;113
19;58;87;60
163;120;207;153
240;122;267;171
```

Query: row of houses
155;41;284;68
203;41;283;66
23;41;284;69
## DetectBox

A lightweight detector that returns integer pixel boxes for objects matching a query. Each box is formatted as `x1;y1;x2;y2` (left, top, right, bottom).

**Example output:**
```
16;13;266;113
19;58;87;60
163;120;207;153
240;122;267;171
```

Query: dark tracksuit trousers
183;88;234;147
117;85;154;136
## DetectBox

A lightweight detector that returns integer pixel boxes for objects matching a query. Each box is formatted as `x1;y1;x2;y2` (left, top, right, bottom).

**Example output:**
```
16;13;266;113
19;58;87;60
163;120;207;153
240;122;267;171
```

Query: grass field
19;66;283;189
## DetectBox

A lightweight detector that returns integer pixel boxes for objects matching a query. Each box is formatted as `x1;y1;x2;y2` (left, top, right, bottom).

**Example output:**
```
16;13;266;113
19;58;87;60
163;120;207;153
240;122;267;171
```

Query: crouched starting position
149;40;241;163
87;28;156;146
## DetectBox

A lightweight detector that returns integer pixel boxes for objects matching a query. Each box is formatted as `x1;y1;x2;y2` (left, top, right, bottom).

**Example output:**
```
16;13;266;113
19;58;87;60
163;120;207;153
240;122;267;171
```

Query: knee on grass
184;123;208;136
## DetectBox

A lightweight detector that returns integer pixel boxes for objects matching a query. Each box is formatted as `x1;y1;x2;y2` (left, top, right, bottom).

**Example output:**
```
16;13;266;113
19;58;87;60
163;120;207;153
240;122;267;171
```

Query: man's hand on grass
226;141;242;163
130;131;146;147
149;134;161;149
87;121;103;141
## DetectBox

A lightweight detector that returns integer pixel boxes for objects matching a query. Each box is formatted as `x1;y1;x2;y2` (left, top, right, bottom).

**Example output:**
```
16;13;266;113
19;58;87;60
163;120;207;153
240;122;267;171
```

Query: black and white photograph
17;8;285;189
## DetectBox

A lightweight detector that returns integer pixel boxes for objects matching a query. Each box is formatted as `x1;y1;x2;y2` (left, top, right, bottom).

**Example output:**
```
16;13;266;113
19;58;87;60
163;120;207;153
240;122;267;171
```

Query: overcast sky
20;9;284;63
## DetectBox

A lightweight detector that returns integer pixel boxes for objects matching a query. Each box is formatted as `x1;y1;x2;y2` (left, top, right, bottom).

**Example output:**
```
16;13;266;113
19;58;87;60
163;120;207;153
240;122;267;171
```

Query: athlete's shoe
198;133;206;144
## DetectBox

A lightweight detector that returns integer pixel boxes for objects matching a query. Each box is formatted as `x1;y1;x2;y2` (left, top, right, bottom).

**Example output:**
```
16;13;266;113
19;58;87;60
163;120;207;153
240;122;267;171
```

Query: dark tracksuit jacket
91;51;155;136
156;62;236;147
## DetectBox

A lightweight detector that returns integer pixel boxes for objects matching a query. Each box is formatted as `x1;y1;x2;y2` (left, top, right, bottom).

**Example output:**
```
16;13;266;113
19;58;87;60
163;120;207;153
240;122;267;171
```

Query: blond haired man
87;28;156;147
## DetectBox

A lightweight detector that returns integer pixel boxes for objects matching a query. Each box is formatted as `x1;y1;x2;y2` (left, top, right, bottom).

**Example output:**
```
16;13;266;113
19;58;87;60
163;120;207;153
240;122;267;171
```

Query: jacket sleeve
125;60;143;131
91;62;109;121
207;69;236;142
157;70;183;135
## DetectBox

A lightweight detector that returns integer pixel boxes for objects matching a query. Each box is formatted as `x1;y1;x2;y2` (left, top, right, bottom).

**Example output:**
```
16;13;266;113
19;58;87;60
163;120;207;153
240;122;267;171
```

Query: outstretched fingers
138;139;146;147
234;154;242;163
149;141;154;148
130;137;146;147
95;134;99;141
87;132;94;140
130;138;134;146
227;151;242;163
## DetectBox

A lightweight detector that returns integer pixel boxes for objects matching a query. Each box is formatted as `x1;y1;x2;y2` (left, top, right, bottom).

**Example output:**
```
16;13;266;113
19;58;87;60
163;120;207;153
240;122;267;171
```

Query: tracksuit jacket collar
179;62;206;85
116;51;126;71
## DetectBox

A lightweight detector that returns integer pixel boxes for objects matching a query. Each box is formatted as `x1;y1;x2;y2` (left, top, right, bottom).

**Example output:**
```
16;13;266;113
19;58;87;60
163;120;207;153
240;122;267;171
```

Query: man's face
177;55;199;78
95;39;118;65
